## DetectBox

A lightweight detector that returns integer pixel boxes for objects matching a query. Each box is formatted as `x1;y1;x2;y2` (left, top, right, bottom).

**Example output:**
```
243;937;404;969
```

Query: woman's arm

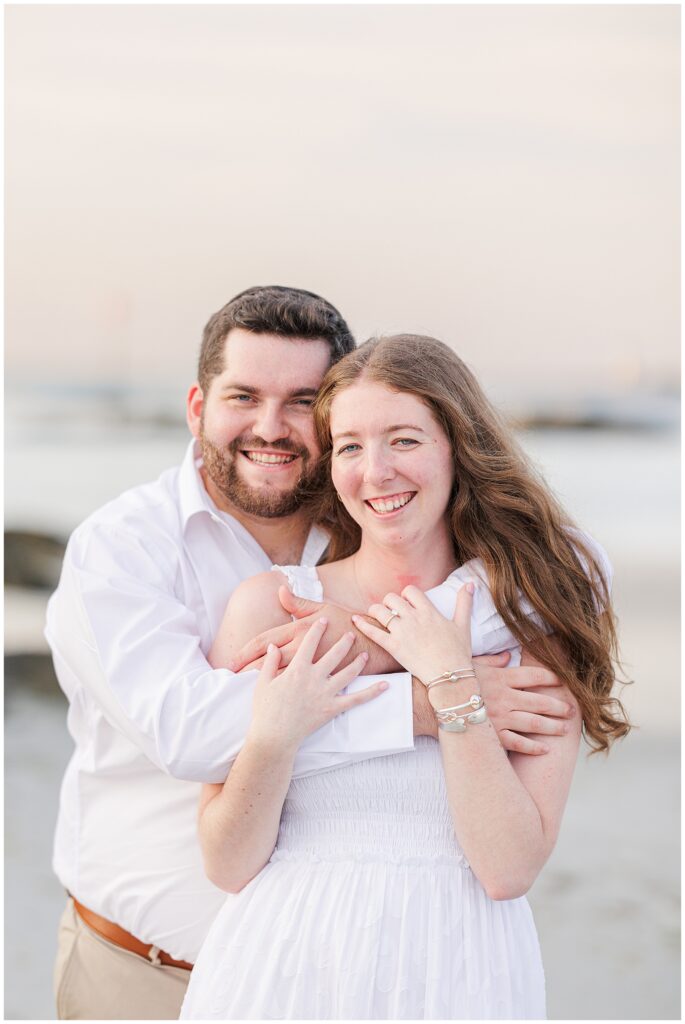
199;575;387;893
354;585;581;900
431;668;580;899
199;735;296;894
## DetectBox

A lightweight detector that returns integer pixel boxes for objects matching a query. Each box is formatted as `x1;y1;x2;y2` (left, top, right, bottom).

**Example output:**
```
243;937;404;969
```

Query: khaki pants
54;899;191;1020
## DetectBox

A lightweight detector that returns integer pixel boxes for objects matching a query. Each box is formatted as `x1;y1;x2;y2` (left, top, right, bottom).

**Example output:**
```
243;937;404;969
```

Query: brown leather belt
72;897;194;971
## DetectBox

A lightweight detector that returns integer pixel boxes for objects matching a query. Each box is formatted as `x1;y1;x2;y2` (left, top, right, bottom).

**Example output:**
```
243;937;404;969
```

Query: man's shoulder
70;463;185;551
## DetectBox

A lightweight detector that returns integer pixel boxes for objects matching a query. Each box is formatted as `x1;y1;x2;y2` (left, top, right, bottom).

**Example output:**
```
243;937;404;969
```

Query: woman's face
329;381;455;549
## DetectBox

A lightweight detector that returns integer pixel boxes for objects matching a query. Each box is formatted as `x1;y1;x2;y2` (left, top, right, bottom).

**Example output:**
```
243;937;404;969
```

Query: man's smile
242;450;299;467
241;450;301;468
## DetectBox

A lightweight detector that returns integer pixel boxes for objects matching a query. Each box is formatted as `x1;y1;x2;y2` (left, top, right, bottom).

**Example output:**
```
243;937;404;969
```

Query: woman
181;334;628;1020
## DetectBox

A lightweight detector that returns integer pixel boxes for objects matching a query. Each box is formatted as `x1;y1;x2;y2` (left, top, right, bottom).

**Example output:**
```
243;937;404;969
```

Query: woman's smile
364;490;417;516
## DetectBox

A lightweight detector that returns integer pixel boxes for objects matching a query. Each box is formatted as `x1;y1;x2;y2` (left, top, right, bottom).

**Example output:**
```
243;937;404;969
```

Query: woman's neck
347;530;457;607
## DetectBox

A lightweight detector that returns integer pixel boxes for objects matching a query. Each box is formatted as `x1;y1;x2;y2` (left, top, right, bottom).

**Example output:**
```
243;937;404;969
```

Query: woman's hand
248;617;388;752
353;582;475;686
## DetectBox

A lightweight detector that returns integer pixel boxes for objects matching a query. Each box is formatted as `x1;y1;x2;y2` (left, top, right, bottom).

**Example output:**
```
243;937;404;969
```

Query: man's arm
230;591;573;752
46;524;413;785
226;586;400;674
210;571;414;760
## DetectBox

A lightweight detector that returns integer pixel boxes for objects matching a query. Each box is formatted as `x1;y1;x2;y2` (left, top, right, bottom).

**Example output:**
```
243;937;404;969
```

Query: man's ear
186;383;204;439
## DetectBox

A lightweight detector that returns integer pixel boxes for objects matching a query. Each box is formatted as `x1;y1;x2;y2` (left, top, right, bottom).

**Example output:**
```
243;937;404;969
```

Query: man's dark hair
198;285;356;392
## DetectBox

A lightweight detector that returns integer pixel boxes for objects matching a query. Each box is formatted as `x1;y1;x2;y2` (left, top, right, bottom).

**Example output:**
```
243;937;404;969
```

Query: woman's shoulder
231;569;288;603
210;571;291;667
228;564;324;622
226;570;291;629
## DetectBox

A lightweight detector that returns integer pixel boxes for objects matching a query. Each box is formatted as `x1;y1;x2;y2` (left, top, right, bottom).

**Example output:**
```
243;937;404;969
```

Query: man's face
187;328;332;519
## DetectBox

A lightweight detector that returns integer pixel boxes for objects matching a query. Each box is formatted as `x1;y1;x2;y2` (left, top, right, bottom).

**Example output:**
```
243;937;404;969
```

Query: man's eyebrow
220;383;259;395
290;388;319;398
220;384;319;398
332;423;428;441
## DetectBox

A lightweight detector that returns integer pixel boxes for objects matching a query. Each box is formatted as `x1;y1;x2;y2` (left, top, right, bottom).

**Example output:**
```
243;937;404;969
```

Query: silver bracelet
435;702;488;733
426;668;476;691
444;694;484;713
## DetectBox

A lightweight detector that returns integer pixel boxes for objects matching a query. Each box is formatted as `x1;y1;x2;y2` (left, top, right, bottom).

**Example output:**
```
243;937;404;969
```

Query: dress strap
272;564;324;603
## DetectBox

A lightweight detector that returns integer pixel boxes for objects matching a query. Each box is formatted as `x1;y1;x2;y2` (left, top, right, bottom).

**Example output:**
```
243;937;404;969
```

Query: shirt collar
178;438;220;528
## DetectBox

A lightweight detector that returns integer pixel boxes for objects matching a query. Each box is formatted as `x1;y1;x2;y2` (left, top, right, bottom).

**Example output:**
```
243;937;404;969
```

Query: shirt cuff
299;671;414;758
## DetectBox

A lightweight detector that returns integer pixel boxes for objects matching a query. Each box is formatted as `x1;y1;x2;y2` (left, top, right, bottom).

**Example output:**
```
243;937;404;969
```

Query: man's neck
201;470;312;565
243;513;313;566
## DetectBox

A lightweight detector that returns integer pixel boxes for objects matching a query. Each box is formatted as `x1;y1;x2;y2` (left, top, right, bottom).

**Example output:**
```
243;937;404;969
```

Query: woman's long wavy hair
310;334;629;753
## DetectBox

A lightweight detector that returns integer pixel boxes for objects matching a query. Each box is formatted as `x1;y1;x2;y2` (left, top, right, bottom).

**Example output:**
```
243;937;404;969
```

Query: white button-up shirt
46;440;413;962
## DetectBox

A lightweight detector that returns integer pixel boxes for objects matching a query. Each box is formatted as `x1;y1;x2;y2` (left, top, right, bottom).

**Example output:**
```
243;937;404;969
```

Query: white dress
181;564;547;1020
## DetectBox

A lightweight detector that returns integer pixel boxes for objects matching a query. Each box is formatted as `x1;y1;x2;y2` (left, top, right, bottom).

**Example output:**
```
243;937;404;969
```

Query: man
47;285;571;1019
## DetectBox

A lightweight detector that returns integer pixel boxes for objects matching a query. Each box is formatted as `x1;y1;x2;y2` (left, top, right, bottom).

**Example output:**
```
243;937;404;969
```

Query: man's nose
252;403;289;443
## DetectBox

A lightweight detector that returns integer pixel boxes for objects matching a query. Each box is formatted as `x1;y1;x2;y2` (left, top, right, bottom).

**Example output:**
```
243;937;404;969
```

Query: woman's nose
363;449;395;487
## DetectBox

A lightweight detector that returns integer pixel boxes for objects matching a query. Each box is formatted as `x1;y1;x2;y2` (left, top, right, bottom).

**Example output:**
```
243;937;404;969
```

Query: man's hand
412;651;572;748
228;587;399;674
475;650;574;755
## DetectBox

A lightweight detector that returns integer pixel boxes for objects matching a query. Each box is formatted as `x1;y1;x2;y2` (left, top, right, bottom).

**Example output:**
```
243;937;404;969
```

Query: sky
5;4;680;402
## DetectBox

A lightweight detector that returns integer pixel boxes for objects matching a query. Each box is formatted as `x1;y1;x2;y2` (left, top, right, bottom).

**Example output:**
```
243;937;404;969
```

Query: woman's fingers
399;584;433;609
366;603;394;629
452;581;475;633
336;678;389;713
327;651;373;692
351;614;394;650
441;582;474;665
258;643;281;682
367;593;413;628
314;631;359;677
290;617;329;666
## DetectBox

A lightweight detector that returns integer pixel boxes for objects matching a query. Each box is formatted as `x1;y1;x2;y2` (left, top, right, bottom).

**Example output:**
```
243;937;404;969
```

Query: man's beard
199;430;321;519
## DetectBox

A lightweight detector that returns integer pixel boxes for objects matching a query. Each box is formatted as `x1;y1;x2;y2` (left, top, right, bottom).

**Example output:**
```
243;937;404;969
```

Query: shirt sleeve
45;522;413;783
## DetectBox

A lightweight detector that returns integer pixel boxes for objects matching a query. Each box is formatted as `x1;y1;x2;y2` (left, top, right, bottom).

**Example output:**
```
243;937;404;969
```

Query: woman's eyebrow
332;423;427;441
